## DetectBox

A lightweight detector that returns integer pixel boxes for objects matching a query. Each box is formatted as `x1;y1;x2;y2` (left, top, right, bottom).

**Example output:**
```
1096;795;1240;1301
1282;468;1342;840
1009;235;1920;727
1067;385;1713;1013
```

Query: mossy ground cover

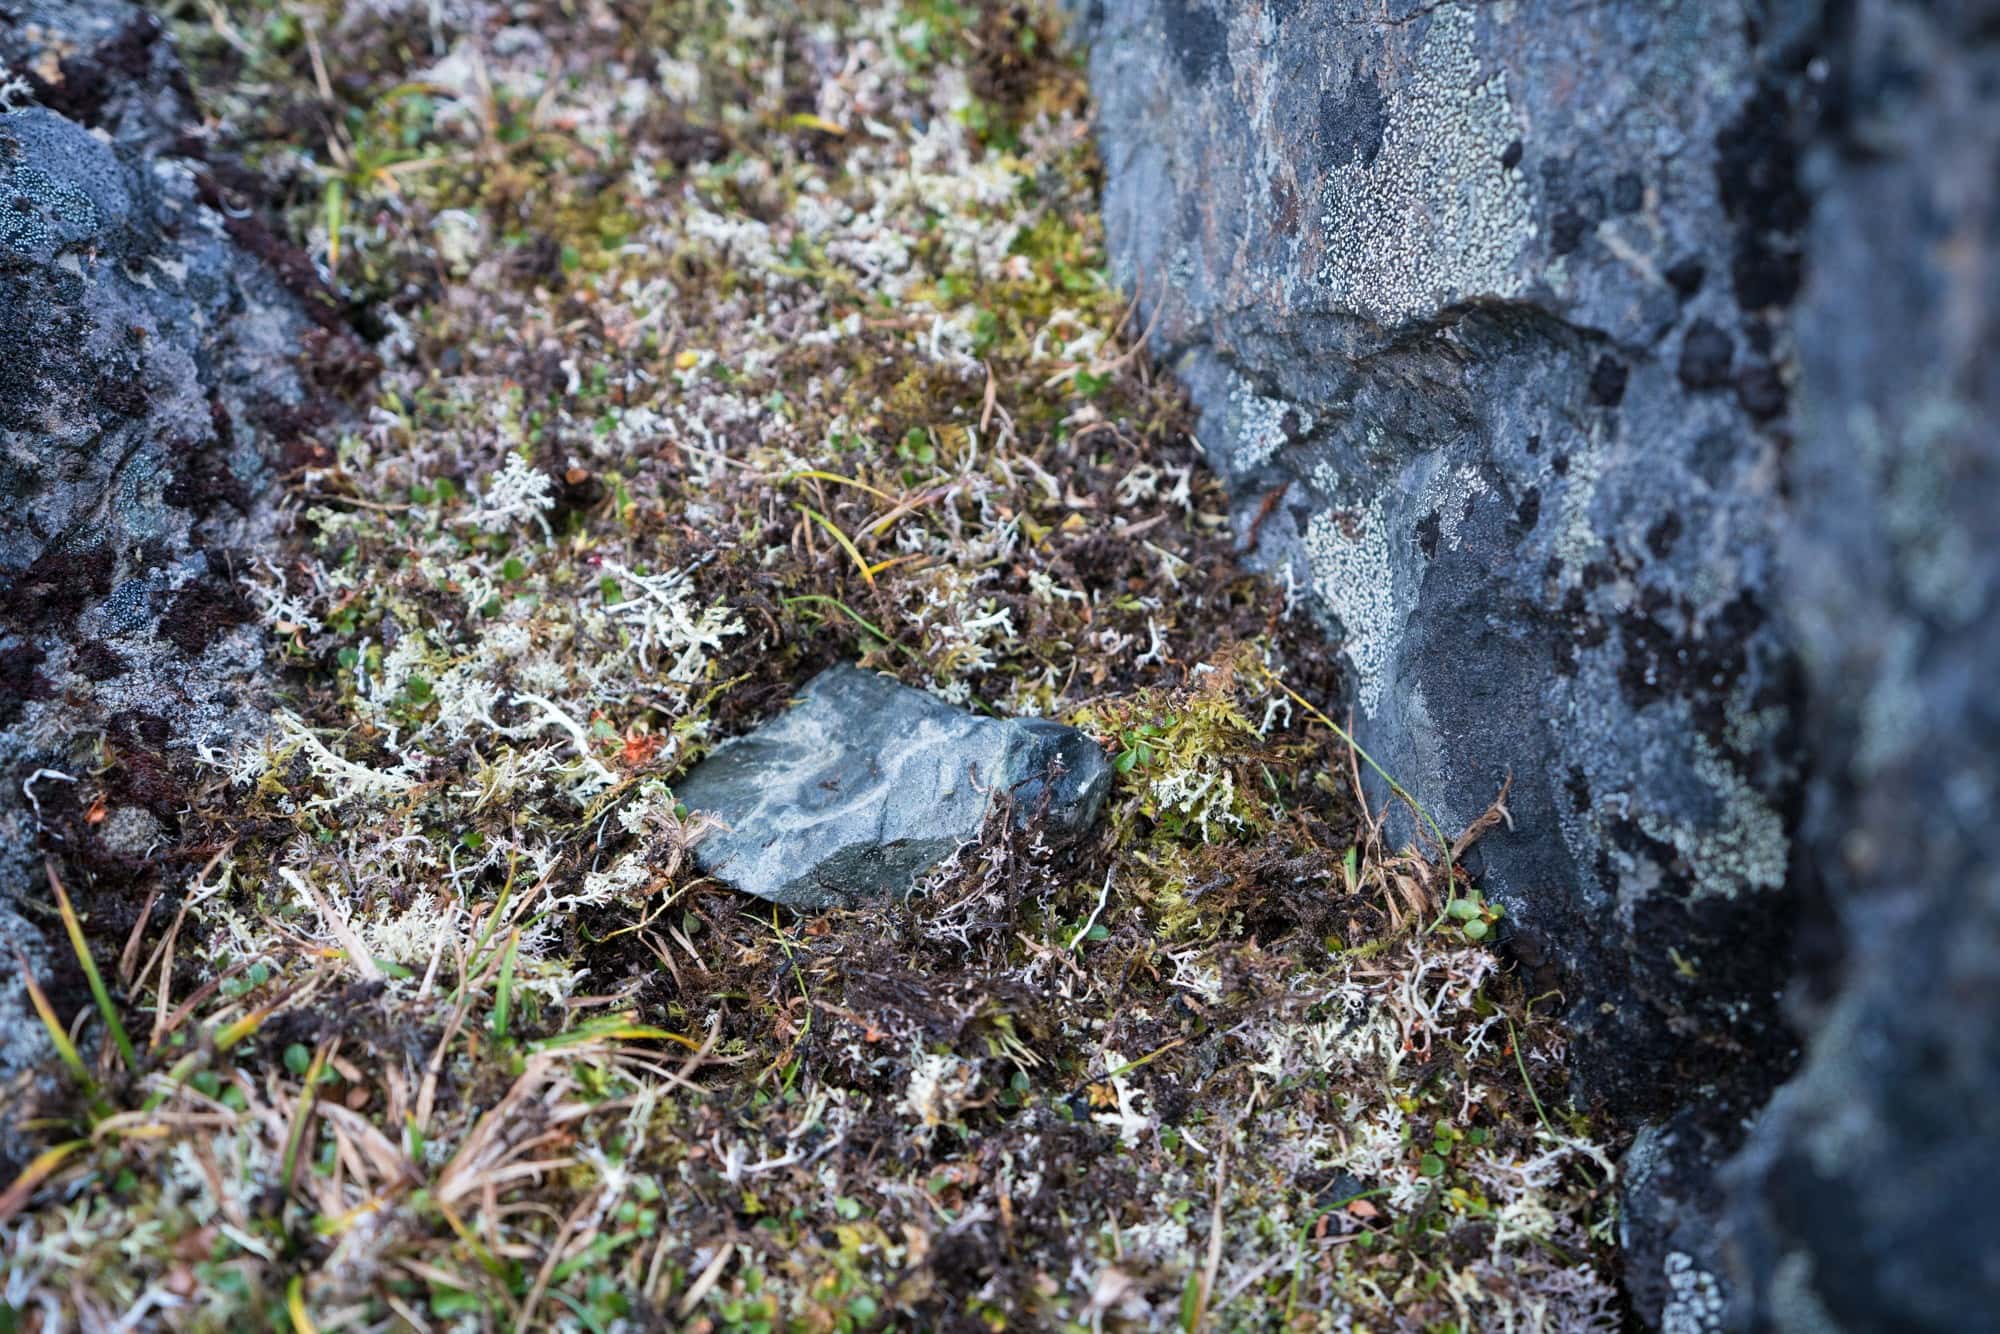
4;3;1619;1328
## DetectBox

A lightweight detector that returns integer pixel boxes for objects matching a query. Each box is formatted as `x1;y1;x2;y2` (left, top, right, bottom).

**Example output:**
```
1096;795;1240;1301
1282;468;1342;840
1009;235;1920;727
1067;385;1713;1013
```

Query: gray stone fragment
675;665;1112;910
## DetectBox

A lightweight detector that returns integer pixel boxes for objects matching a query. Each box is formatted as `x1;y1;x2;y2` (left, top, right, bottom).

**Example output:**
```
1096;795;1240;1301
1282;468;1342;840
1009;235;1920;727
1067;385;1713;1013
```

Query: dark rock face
1088;0;1998;1326
1717;3;2000;1327
1088;0;1812;1122
677;665;1113;910
0;5;316;1088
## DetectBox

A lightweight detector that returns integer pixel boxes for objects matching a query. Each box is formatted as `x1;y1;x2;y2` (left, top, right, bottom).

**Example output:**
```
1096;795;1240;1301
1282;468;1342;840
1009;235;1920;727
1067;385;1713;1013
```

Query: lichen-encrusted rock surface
1714;2;2000;1327
1086;0;1998;1326
1088;0;1811;1120
677;665;1113;910
0;3;316;1102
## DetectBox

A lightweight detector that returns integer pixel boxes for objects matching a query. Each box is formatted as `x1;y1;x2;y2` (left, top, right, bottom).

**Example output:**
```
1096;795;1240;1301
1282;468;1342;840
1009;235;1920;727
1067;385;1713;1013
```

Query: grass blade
47;862;138;1070
0;1139;86;1222
492;929;520;1041
780;468;892;502
281;1041;332;1190
17;955;92;1091
528;1014;696;1053
779;595;921;664
794;503;875;587
287;1273;319;1333
216;1004;274;1053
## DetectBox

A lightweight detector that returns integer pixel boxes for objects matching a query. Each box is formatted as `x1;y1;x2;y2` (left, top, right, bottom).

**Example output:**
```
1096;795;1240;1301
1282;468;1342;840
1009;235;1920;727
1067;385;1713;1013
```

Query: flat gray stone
676;665;1113;910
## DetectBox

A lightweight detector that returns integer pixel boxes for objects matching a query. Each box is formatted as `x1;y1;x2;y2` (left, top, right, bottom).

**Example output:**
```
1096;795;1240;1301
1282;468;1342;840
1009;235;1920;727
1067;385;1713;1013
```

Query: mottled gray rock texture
677;665;1113;910
0;2;326;1138
1087;0;1809;1121
1715;2;2000;1327
1087;0;1999;1326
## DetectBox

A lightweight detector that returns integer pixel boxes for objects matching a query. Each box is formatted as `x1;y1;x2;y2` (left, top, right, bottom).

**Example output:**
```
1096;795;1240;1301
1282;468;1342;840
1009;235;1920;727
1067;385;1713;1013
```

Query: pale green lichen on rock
1302;476;1397;716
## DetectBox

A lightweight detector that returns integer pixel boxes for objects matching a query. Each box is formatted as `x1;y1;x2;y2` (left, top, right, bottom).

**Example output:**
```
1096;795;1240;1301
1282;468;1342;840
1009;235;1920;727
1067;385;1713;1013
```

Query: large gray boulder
1715;2;2000;1326
1087;0;1809;1117
1086;0;1998;1326
677;665;1113;910
0;4;319;1114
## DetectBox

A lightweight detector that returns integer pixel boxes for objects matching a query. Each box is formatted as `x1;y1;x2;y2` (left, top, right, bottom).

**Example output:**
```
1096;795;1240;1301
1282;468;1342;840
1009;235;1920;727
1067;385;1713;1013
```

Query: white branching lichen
465;453;557;535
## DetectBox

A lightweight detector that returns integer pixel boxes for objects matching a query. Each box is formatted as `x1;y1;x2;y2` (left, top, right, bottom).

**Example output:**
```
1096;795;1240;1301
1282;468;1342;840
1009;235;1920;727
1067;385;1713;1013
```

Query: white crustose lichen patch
1317;4;1533;325
1227;373;1313;473
1301;487;1398;716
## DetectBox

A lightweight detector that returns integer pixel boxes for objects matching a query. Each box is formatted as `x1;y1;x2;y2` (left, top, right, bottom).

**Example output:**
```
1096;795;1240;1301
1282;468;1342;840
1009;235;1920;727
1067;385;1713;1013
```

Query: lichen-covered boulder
1087;0;1810;1120
676;665;1113;910
1714;2;2000;1327
0;3;322;1108
1086;0;2000;1326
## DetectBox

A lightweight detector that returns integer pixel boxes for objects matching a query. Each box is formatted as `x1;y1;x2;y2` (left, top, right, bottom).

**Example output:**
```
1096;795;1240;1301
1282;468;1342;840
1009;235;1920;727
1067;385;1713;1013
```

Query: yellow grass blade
287;1275;318;1334
17;956;91;1090
48;862;137;1070
865;553;928;577
781;468;893;503
0;1139;85;1222
216;1005;275;1053
785;112;848;137
795;504;875;587
529;1014;698;1052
